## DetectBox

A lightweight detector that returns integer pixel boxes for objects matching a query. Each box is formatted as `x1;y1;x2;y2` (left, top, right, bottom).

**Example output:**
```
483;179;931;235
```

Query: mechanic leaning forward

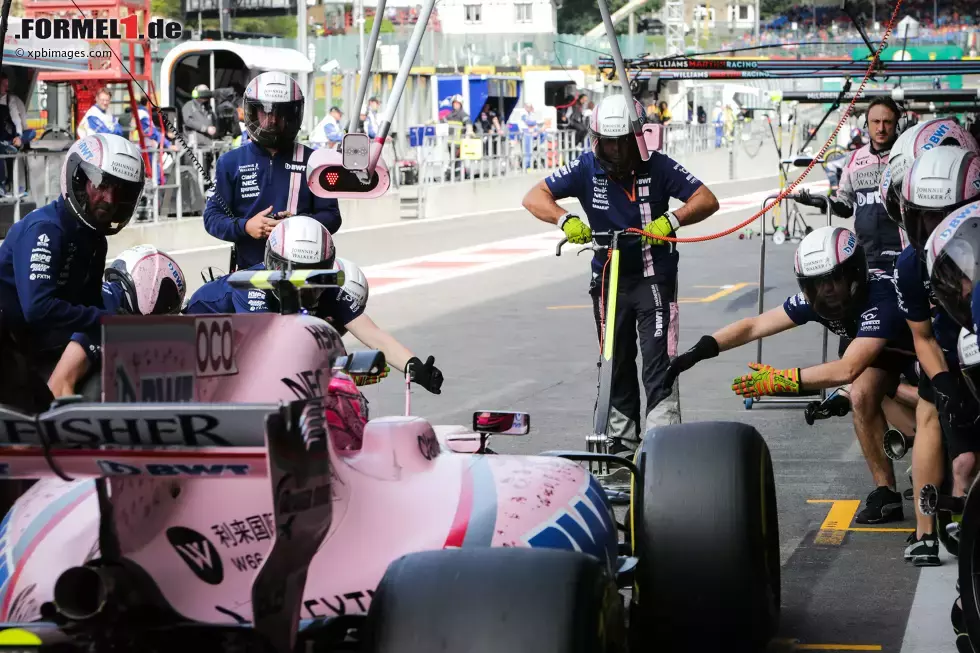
665;226;917;526
185;215;444;395
522;94;720;456
204;71;342;271
0;133;145;412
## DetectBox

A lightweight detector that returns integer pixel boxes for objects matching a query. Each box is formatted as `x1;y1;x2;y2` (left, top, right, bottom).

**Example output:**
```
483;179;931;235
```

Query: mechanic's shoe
608;438;632;456
904;532;941;567
855;487;904;524
947;521;961;544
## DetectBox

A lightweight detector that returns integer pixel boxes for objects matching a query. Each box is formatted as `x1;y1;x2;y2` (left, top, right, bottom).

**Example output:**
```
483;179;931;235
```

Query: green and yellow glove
352;364;390;387
732;362;801;398
642;212;680;246
559;213;592;245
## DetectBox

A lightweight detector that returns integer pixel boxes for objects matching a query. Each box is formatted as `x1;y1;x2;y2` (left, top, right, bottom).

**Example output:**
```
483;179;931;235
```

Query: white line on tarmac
899;548;958;653
166;175;808;258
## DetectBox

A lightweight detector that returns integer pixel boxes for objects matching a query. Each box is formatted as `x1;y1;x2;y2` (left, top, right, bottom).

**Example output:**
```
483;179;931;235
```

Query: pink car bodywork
0;313;616;624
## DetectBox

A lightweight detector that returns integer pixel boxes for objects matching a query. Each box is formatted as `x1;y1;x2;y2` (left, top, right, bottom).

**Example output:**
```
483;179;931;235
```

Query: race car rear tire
363;547;625;653
632;421;780;652
957;476;980;644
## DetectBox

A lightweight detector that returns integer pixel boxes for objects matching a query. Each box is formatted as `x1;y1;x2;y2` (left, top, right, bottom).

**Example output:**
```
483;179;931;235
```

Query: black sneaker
904;532;941;567
855;487;904;524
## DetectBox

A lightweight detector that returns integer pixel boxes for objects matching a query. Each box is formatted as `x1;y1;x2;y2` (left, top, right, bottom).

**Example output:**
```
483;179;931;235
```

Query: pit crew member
892;147;980;566
521;93;720;455
203;72;342;271
0;134;144;409
666;226;916;524
184;216;443;394
801;97;903;273
47;245;187;399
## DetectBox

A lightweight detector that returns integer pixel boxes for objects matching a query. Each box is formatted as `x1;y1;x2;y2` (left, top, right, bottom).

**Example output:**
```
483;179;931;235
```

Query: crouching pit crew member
666;226;916;524
185;215;444;394
891;146;980;566
521;93;719;456
0;133;145;412
46;246;187;399
204;72;342;271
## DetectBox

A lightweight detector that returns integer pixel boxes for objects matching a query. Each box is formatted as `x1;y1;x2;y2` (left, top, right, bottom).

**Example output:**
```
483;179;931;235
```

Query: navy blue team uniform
0;197;110;367
783;271;916;387
544;149;703;442
894;246;980;457
204;141;343;270
184;263;364;332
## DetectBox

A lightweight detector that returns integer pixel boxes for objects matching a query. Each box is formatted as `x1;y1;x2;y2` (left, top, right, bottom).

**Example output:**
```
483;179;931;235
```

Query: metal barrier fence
0;119;810;229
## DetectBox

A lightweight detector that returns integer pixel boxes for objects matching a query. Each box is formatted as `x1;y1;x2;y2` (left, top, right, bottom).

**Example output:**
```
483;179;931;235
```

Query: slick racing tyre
958;476;980;646
631;421;780;652
364;548;625;653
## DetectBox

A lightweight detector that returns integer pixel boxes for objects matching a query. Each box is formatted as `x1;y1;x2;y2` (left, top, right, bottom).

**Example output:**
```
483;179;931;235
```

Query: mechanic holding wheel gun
0;134;146;412
185;215;444;394
203;72;342;271
522;94;719;456
664;226;917;525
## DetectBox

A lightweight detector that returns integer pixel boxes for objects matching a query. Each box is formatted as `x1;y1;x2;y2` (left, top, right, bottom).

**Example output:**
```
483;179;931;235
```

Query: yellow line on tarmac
849;527;915;533
549;282;754;308
810;499;860;545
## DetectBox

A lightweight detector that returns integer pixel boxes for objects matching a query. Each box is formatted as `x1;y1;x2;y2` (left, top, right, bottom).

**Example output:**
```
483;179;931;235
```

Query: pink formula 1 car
0;271;780;653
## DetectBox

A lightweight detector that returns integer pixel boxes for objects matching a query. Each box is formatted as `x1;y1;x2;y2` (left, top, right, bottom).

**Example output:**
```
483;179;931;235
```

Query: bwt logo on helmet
922;123;951;150
17;16;182;40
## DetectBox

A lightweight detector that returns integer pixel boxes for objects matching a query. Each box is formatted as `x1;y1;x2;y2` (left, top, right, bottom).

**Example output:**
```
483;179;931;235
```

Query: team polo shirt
544;150;703;279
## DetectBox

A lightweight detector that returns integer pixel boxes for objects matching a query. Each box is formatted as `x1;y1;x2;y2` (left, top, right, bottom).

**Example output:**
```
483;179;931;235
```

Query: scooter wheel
744;398;754;410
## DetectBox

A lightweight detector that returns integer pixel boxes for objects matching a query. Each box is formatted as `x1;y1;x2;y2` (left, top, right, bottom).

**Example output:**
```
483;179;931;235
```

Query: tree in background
558;0;657;34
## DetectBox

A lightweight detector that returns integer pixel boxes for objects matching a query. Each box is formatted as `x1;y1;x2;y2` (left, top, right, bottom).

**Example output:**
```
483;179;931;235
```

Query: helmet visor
797;249;868;321
244;98;303;148
902;202;962;250
153;278;183;315
593;134;640;178
931;244;977;331
73;161;144;234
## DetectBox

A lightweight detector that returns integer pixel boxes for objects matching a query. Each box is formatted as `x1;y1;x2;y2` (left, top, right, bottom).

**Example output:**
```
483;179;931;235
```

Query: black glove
665;335;720;390
407;355;443;395
795;189;828;210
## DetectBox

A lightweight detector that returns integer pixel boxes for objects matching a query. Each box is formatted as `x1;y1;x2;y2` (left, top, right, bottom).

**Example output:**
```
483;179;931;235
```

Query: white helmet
882;122;927;222
958;327;980;402
104;245;186;315
336;257;369;309
793;225;868;321
61;133;145;235
589;94;646;179
265;215;336;272
913;117;979;155
243;71;305;150
901;146;980;250
925;203;980;332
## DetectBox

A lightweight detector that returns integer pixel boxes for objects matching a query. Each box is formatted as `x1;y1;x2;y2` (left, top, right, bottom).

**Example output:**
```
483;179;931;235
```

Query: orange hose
643;0;904;244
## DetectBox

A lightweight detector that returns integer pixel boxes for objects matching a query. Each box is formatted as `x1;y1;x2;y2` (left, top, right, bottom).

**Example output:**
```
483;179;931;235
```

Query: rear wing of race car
0;397;334;653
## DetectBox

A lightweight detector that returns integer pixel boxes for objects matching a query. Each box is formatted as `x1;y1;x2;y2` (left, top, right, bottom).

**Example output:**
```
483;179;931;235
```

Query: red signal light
326;172;339;186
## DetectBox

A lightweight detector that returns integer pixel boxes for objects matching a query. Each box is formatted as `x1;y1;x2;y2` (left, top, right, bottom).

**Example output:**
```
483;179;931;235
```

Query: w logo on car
166;526;224;585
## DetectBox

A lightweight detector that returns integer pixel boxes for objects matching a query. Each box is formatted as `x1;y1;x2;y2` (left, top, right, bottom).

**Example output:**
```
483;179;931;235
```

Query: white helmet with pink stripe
61;133;145;235
901;145;980;250
104;245;186;315
793;225;868;321
243;71;305;150
265;215;336;273
589;94;647;179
